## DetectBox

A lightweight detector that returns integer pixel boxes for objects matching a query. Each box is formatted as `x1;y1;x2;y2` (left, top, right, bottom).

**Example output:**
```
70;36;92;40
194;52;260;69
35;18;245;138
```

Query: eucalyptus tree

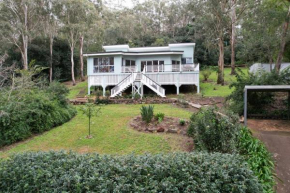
238;0;287;68
77;0;98;82
195;0;231;85
41;0;59;83
56;0;96;85
0;0;42;70
275;0;290;72
230;0;237;75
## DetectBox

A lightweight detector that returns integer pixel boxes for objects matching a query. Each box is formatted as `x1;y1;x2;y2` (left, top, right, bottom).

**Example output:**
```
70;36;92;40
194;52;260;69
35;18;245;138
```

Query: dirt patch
130;116;189;135
248;119;290;132
129;116;194;152
173;95;225;109
248;119;290;193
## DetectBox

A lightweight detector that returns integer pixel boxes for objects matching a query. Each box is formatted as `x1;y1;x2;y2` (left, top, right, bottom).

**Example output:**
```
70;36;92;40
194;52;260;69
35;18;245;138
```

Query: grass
66;81;88;99
0;104;192;158
200;67;248;97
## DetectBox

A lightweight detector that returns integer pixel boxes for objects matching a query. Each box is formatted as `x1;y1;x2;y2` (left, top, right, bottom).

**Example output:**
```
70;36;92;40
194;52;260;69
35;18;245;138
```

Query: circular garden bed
130;116;189;135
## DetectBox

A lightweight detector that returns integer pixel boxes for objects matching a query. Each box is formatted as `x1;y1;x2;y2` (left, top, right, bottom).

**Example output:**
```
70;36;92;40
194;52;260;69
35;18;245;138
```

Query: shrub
105;90;110;99
179;119;186;126
140;105;154;124
0;151;262;192
238;127;276;193
96;89;103;99
201;68;212;81
0;85;76;147
187;107;240;153
154;112;165;122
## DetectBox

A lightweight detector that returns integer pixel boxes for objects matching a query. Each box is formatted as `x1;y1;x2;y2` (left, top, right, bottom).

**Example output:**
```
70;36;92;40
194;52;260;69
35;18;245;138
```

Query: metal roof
244;85;290;92
84;51;184;57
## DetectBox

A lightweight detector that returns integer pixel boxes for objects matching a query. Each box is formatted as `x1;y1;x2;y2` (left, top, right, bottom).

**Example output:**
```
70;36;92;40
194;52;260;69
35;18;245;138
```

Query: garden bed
130;116;189;135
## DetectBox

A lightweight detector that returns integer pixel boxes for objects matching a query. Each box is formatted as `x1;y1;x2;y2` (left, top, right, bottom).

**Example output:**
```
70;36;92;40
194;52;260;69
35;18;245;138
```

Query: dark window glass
110;57;114;65
182;58;186;64
131;60;136;66
172;60;176;65
159;61;164;65
126;60;131;66
153;60;158;65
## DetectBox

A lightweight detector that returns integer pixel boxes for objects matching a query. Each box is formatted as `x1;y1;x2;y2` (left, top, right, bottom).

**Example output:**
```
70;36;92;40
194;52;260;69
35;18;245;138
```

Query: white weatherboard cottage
84;43;200;98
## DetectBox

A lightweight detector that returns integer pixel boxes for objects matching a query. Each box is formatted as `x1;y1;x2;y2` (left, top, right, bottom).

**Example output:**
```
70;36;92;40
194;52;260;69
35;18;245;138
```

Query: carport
244;85;290;126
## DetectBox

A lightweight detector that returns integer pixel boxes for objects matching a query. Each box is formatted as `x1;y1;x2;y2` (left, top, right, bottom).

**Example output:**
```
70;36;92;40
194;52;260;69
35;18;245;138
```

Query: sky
103;0;146;9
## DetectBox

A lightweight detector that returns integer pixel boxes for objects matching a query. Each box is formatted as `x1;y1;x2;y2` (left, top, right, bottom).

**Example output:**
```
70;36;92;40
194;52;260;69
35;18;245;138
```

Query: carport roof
244;85;290;92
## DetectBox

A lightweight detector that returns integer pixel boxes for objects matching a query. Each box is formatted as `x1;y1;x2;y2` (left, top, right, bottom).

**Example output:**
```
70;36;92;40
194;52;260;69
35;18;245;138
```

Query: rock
147;127;156;132
168;128;178;133
157;127;165;132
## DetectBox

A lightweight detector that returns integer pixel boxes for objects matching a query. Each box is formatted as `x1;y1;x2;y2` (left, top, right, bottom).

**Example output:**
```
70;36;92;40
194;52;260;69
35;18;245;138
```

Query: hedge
0;151;262;192
0;82;76;147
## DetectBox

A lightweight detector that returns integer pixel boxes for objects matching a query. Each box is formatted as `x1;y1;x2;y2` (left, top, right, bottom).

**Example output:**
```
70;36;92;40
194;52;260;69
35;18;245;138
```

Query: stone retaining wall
70;98;178;105
108;98;177;104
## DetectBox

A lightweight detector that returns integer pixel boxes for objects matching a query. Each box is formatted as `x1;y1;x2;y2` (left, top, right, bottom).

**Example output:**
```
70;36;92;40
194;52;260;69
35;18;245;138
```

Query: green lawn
200;67;248;97
67;81;88;99
0;104;192;158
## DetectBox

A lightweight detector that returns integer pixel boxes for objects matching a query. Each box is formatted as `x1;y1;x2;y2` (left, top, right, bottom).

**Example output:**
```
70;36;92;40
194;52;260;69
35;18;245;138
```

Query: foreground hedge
0;151;262;192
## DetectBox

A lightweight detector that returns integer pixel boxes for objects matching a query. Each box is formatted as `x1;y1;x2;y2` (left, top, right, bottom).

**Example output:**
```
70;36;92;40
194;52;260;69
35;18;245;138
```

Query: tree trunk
217;38;225;85
230;0;236;75
22;4;28;70
71;46;76;86
22;35;28;70
49;37;53;83
80;35;85;81
276;5;290;72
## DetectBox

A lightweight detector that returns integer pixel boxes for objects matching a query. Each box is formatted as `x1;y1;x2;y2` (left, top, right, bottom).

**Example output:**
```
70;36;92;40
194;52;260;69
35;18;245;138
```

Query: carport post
288;91;290;120
244;88;247;126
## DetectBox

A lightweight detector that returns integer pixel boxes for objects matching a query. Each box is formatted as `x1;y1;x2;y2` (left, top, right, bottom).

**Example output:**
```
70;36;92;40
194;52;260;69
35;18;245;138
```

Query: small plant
154;113;165;122
80;103;101;138
140;105;154;124
158;117;163;124
178;95;188;108
201;68;212;82
105;90;110;100
96;89;103;99
179;119;186;126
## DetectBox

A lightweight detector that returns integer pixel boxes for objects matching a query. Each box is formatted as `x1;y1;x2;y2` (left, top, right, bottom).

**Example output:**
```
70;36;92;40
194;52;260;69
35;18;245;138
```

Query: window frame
93;57;114;73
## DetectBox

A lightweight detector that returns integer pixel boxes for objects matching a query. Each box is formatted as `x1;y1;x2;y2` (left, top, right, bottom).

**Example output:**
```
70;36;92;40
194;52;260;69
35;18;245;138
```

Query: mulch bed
129;116;189;135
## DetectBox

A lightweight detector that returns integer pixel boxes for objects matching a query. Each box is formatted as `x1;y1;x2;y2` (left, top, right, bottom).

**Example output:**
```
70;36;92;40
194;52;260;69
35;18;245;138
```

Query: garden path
248;119;290;193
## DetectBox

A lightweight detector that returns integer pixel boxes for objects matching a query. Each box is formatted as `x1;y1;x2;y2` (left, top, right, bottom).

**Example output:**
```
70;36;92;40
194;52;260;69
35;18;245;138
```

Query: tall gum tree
56;0;96;85
275;0;290;72
0;0;41;70
41;0;59;83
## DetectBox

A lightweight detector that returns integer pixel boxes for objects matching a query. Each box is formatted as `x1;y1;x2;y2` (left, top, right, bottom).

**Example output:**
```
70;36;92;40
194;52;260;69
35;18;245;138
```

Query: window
172;60;180;64
182;57;193;64
141;60;164;72
172;60;180;72
123;60;136;73
94;57;114;73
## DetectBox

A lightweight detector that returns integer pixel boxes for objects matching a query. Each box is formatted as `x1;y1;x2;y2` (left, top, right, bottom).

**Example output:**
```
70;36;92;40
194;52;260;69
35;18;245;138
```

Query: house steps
110;72;165;98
